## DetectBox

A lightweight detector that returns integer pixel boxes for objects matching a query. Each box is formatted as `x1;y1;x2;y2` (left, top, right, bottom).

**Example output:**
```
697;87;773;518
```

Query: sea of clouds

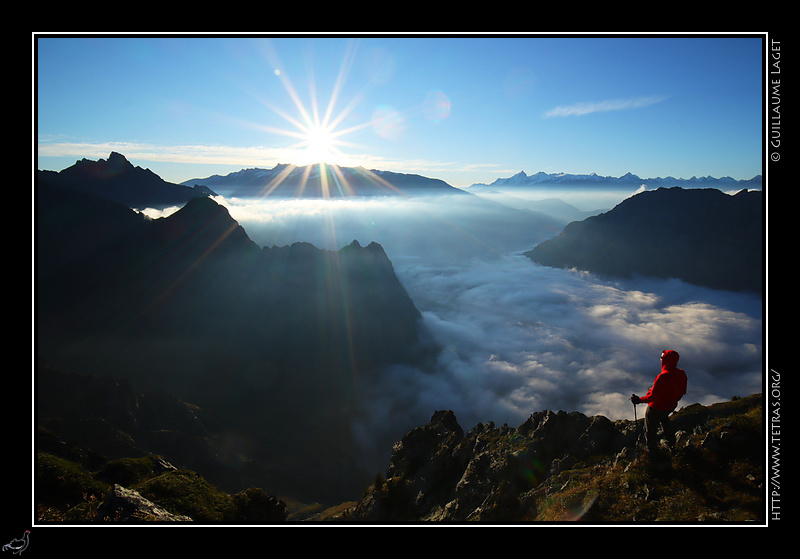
206;189;763;451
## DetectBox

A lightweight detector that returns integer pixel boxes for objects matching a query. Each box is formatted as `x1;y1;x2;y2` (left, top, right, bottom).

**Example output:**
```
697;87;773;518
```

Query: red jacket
639;350;687;412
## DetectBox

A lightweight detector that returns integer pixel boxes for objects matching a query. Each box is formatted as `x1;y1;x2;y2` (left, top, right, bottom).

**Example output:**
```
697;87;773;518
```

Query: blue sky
36;34;765;187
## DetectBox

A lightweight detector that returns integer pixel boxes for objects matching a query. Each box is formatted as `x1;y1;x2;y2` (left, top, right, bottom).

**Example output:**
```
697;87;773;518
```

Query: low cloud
390;256;761;424
221;193;763;449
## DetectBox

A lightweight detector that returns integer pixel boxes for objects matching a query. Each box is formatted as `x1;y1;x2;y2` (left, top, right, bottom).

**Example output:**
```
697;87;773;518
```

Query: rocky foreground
322;394;764;523
327;394;763;522
37;393;763;524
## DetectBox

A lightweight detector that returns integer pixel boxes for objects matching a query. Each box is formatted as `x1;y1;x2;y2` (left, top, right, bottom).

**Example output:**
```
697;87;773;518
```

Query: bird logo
2;531;29;555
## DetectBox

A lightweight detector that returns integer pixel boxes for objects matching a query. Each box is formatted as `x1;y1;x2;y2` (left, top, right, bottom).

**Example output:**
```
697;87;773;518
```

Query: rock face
338;394;763;522
95;484;193;522
342;408;637;522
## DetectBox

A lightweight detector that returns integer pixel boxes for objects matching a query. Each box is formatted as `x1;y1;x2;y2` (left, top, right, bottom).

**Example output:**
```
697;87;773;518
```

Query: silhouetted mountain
36;178;432;502
470;170;763;190
525;187;763;294
181;163;469;198
38;152;216;209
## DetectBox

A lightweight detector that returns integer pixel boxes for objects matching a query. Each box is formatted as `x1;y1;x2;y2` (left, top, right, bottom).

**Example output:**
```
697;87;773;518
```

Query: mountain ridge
181;163;469;198
525;187;763;294
38;151;216;209
36;176;433;503
469;169;763;190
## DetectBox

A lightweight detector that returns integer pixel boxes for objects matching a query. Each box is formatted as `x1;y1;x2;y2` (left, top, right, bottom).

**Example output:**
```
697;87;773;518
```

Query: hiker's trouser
644;406;675;451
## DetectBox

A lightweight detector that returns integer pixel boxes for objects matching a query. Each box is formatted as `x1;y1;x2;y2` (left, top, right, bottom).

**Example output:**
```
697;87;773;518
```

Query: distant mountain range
181;163;469;198
469;170;763;190
525;186;763;294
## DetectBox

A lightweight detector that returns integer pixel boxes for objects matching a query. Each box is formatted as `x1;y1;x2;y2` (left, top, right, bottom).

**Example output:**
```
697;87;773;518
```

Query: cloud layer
214;192;763;449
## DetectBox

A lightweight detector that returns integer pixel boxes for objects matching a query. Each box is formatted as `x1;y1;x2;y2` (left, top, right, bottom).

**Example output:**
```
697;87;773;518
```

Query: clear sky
35;33;765;187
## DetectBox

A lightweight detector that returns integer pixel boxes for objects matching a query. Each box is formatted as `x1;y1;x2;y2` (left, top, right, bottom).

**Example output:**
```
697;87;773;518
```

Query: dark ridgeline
36;154;432;503
526;187;763;295
181;163;469;199
38;151;216;209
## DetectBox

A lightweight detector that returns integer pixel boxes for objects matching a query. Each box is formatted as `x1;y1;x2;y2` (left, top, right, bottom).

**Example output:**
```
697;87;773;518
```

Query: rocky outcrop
342;408;635;522
338;394;763;522
95;484;193;522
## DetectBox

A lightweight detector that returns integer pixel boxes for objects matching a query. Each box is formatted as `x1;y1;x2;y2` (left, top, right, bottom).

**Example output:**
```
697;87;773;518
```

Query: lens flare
422;90;451;124
254;38;373;169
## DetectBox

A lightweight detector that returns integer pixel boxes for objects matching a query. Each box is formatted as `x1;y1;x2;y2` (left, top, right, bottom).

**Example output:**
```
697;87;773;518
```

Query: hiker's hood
661;349;681;371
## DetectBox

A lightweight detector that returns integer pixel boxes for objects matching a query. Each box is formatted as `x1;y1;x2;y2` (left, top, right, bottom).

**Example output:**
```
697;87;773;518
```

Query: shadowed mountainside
36;175;432;502
181;163;470;199
525;187;763;294
38;151;215;209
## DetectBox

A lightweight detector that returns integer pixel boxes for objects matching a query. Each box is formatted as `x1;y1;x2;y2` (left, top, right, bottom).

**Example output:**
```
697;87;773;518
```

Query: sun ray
234;39;430;202
250;39;378;170
258;163;298;197
321;40;361;129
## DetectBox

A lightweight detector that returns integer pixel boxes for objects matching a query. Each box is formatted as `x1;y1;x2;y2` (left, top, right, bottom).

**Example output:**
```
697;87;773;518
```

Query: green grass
527;397;764;522
35;452;286;523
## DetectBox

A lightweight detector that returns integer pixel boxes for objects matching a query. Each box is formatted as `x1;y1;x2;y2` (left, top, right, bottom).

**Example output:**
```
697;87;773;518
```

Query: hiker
630;350;687;452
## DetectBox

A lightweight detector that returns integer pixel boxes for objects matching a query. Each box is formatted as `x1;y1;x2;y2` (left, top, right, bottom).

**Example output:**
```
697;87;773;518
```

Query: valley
35;153;764;516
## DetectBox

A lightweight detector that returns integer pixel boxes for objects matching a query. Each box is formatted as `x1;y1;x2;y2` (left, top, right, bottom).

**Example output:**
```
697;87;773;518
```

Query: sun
257;39;373;169
303;122;338;165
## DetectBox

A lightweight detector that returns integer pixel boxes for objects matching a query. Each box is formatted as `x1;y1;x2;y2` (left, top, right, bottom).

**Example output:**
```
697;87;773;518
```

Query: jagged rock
95;484;192;522
386;410;464;481
345;408;629;522
340;394;763;522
